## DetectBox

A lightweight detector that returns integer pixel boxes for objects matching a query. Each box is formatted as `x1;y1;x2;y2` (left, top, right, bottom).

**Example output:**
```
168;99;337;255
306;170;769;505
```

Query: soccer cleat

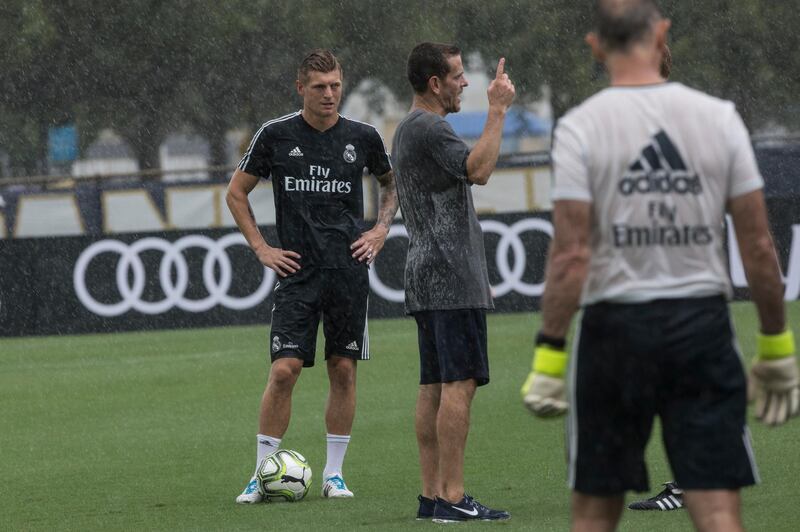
432;494;510;523
417;495;436;520
321;474;354;498
235;476;264;504
628;482;684;511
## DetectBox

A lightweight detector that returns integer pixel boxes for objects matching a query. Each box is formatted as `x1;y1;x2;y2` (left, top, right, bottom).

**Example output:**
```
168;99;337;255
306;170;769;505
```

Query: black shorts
568;296;758;495
269;265;370;367
413;309;490;386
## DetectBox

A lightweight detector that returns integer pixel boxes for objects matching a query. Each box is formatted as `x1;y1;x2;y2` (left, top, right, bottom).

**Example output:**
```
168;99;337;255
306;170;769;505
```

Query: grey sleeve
426;119;471;182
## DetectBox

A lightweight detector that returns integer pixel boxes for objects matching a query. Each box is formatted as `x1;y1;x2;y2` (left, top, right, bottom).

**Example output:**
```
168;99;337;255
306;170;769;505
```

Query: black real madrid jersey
238;111;392;268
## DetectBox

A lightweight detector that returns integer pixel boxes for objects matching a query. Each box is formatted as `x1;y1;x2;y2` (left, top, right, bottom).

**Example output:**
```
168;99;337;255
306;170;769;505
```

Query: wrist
487;104;508;117
533;344;567;377
253;241;272;255
757;329;795;359
535;331;566;349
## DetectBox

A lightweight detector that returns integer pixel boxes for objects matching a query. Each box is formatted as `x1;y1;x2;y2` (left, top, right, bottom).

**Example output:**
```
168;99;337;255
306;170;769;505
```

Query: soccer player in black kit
226;49;397;503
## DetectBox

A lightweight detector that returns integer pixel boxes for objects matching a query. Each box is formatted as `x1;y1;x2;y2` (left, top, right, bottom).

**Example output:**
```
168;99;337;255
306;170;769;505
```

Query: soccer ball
256;449;312;502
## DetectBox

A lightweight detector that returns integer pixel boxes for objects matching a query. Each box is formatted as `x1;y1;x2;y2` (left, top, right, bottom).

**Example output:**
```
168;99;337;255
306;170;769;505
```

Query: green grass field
2;301;799;531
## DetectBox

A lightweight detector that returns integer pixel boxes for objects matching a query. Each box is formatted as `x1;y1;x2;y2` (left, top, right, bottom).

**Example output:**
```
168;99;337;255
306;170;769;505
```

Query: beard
443;94;461;114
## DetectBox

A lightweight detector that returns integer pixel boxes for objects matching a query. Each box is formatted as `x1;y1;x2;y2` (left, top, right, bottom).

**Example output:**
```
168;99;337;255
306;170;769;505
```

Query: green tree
450;0;599;121
0;1;95;174
2;0;799;178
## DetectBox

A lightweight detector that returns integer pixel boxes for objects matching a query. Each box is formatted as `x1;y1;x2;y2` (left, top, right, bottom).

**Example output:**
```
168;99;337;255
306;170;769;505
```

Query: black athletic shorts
568;295;758;495
413;309;490;386
269;264;370;367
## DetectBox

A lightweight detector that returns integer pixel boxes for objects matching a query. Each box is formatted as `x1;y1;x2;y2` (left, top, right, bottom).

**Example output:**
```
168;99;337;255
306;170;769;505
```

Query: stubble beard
445;95;461;114
315;101;339;118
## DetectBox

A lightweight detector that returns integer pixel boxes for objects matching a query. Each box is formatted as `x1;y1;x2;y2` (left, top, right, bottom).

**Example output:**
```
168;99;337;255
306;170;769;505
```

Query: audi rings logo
74;234;275;317
368;218;553;303
74;217;552;317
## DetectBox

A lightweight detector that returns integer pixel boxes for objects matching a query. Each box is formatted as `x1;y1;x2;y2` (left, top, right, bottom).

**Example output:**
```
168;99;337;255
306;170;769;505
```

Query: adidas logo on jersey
345;341;359;351
289;146;303;157
612;130;713;249
618;130;702;196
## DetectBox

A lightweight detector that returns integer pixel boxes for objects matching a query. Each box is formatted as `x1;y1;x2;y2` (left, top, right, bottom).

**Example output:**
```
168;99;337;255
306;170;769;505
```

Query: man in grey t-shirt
391;42;515;523
393;109;492;311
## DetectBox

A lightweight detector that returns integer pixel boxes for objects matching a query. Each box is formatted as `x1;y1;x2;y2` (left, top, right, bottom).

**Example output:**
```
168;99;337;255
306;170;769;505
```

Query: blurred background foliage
0;0;797;174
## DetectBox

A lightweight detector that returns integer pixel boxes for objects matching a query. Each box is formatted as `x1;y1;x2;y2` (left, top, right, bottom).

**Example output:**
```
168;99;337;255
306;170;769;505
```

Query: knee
683;490;742;532
442;380;477;404
571;492;624;531
268;362;301;390
328;357;356;389
416;422;438;443
418;385;442;412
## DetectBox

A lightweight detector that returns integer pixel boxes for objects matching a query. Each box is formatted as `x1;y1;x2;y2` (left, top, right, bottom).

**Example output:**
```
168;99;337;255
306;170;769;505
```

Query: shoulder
667;83;739;130
669;82;728;104
554;101;594;146
421;113;460;144
417;110;449;129
399;110;445;135
339;114;384;140
254;111;302;139
338;116;392;158
667;83;735;111
559;88;619;126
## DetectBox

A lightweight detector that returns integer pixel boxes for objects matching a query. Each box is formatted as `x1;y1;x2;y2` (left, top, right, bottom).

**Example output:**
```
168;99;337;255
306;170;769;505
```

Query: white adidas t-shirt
551;82;763;305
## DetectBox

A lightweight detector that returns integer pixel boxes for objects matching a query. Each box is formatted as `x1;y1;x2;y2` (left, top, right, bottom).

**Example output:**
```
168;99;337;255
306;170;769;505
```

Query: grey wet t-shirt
391;109;493;312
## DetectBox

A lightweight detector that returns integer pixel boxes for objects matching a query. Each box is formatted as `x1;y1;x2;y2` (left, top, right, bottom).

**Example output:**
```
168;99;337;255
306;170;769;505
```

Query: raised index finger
495;58;505;79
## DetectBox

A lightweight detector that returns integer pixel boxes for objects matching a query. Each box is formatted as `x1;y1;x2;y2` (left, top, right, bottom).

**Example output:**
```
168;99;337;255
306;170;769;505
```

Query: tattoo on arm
375;170;399;229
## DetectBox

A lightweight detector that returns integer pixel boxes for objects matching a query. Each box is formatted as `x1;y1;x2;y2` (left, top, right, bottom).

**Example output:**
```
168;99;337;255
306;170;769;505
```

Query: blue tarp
48;124;79;162
445;107;551;139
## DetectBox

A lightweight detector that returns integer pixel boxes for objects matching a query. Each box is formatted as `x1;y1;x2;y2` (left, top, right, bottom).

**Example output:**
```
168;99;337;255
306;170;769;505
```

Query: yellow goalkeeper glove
748;329;799;426
521;333;568;417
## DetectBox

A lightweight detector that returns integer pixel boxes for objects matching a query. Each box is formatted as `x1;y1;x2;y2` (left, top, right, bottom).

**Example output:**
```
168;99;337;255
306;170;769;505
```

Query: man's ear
585;32;606;64
654;18;672;51
295;79;303;97
428;76;441;96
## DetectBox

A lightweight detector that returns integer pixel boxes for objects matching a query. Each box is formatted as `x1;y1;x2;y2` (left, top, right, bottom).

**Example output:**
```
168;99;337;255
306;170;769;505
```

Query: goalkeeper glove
521;332;568;417
748;329;799;426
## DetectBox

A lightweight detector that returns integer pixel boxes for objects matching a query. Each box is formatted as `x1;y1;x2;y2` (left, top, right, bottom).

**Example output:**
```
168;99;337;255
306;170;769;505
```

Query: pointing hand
487;57;516;111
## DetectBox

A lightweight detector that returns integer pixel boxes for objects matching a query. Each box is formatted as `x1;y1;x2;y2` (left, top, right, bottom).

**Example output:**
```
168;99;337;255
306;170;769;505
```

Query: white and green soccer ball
256;449;312;502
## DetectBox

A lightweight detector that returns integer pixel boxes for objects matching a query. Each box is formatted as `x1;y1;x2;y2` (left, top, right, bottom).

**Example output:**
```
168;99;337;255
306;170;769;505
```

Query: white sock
323;433;351;479
254;434;282;476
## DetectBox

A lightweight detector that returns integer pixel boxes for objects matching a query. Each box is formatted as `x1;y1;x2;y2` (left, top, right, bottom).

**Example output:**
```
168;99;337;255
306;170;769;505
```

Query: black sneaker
417;495;435;520
432;494;510;523
628;482;684;511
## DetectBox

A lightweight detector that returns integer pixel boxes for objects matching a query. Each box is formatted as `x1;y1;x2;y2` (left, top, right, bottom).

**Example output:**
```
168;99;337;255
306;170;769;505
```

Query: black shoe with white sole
432;494;510;522
628;482;684;511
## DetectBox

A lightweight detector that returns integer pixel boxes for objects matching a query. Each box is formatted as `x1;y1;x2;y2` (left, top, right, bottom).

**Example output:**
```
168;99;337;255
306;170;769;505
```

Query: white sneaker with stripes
235;476;264;504
628;481;684;511
321;474;354;498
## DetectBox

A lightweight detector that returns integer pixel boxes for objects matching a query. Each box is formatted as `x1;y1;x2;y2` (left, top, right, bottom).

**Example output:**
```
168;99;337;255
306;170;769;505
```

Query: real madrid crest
271;335;281;354
343;144;356;163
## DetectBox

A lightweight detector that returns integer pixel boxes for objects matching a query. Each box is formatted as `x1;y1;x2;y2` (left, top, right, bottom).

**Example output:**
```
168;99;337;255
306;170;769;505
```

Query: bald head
594;0;664;52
